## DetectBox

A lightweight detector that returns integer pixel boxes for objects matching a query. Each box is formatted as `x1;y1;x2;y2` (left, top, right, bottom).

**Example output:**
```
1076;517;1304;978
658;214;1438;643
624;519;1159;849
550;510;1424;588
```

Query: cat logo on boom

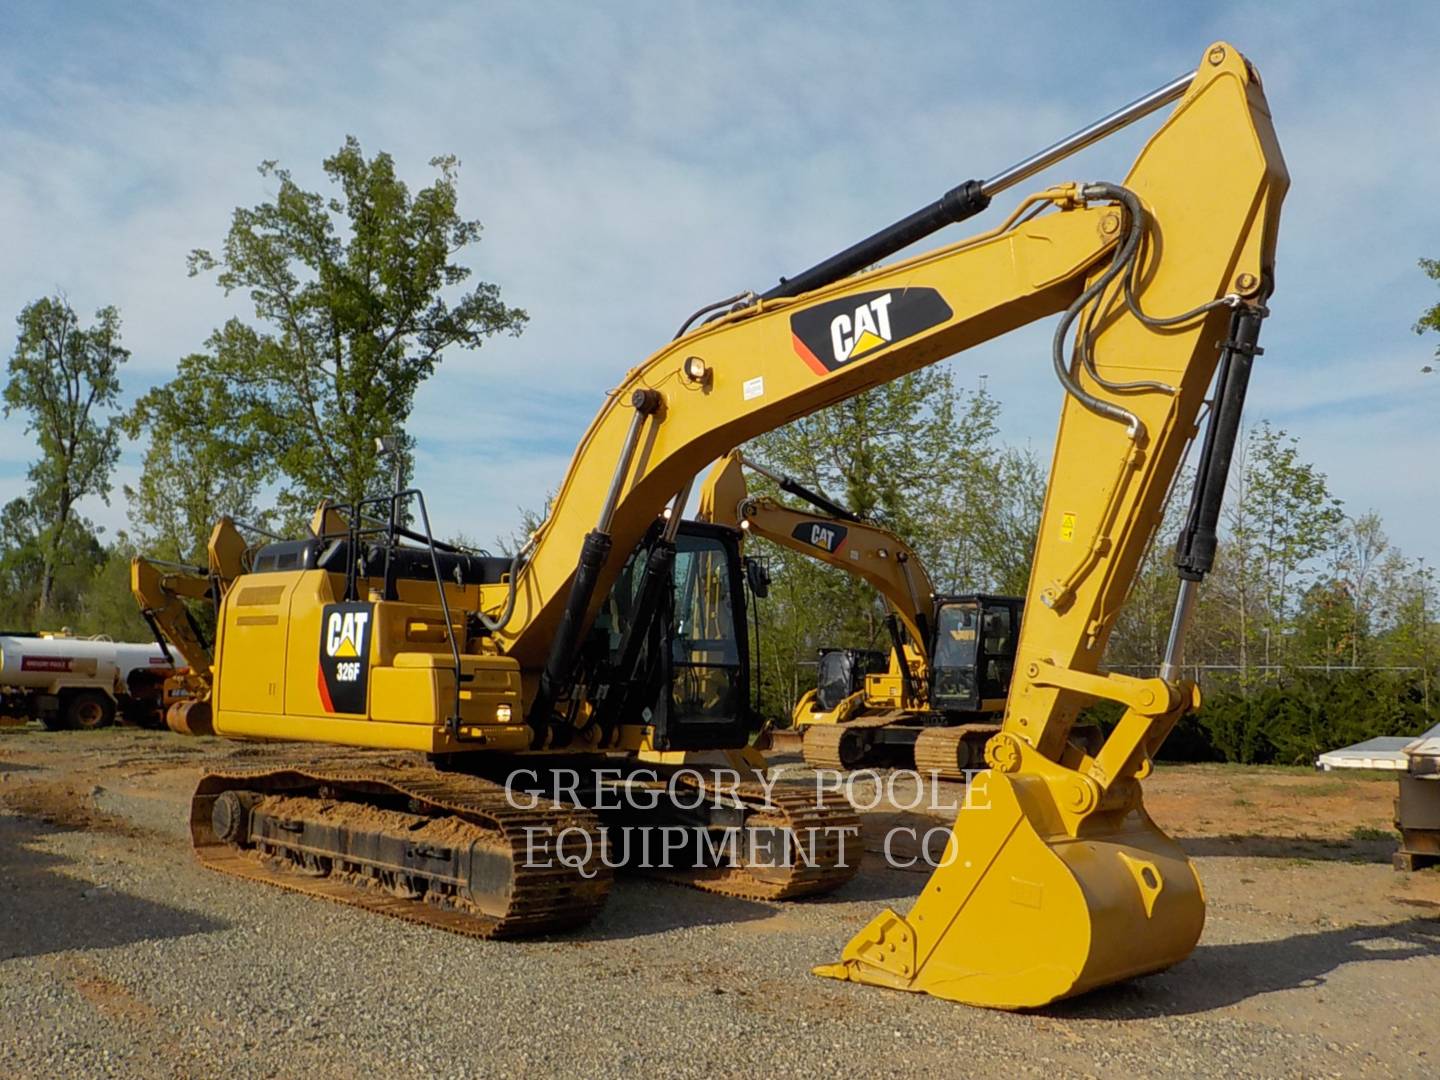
830;294;894;365
317;601;374;714
789;287;954;376
792;520;848;554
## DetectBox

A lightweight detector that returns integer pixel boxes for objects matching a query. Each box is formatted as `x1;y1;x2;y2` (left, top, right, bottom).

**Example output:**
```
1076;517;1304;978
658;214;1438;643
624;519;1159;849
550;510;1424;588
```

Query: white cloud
0;2;1437;568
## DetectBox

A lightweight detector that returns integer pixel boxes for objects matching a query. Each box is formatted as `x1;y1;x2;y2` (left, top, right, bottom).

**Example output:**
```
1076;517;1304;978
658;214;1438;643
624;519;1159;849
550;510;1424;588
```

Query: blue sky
1;2;1437;566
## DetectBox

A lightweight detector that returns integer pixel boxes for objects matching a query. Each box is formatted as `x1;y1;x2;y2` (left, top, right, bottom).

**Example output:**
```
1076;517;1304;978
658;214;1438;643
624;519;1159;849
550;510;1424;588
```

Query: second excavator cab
929;595;1022;715
815;648;891;713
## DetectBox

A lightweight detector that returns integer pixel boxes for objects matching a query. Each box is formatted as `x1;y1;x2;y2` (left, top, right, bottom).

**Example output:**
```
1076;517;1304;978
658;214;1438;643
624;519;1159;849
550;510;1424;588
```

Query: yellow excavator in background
166;42;1284;1009
699;449;1025;777
130;518;249;735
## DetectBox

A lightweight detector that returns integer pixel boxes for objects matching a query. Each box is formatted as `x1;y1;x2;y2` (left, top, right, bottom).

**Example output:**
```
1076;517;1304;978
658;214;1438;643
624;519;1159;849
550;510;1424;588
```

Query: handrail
350;489;469;735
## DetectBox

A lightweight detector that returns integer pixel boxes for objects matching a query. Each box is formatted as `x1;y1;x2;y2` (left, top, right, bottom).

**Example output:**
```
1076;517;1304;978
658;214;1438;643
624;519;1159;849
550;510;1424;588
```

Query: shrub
1076;670;1431;765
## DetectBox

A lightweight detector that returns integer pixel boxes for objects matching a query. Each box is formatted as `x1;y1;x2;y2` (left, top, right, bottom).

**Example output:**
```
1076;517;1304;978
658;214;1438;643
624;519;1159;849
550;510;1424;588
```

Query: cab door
652;525;752;751
929;599;981;713
976;597;1022;708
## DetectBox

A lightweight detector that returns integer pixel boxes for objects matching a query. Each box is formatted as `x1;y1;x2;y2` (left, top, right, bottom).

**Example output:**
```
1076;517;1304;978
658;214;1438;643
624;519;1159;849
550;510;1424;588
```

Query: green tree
121;360;273;561
69;544;152;641
1416;256;1440;367
1323;512;1392;667
924;391;1047;595
1378;557;1437;712
748;368;965;534
0;497;51;625
1290;578;1354;668
1211;421;1345;684
988;447;1048;596
166;136;527;526
3;298;126;613
1242;422;1346;654
0;497;107;629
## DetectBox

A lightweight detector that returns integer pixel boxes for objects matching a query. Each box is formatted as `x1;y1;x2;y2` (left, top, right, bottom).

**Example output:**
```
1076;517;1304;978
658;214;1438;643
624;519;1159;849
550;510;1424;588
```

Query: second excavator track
799;714;900;772
912;724;1001;781
801;713;996;780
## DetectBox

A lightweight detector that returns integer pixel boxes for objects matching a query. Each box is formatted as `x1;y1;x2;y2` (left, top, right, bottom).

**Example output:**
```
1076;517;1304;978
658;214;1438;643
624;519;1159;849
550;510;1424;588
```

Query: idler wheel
212;790;261;844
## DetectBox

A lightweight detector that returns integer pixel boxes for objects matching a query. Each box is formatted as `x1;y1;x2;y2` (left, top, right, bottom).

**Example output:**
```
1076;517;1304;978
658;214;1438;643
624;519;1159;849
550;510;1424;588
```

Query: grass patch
1304;780;1353;796
1350;825;1394;842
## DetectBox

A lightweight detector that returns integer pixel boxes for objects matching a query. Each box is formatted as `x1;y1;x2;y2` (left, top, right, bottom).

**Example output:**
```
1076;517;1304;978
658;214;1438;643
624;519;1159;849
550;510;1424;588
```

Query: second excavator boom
699;449;1027;776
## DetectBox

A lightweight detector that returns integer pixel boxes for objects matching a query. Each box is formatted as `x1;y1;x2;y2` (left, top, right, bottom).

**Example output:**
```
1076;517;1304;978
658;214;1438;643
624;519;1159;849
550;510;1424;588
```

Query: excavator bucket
815;768;1203;1009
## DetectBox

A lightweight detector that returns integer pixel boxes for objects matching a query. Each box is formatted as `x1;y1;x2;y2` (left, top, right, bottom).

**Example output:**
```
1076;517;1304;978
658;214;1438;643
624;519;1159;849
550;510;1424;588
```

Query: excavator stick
131;517;249;737
818;42;1286;1008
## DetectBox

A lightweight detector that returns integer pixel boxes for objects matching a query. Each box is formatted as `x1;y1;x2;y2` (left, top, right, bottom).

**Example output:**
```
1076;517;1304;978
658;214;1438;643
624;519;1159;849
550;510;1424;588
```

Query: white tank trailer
0;632;175;729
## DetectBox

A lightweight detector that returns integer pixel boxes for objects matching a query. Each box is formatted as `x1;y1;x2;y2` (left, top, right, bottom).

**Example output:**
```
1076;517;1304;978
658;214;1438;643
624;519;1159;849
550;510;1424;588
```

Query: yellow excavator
130;518;249;735
171;42;1285;1009
699;449;1024;777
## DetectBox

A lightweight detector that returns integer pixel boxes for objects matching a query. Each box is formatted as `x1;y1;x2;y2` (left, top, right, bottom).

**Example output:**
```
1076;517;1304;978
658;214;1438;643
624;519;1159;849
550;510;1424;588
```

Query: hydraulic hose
674;291;757;339
1050;183;1149;440
473;543;531;633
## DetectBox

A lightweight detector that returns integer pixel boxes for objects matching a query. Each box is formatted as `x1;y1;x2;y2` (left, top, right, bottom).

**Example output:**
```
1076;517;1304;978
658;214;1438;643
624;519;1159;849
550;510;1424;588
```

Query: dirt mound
0;777;139;836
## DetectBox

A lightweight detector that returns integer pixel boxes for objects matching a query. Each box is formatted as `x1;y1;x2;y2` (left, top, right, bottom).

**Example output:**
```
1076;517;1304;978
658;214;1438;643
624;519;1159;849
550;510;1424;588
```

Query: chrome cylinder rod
1159;577;1199;684
982;71;1194;198
761;68;1195;301
661;477;695;543
597;390;660;534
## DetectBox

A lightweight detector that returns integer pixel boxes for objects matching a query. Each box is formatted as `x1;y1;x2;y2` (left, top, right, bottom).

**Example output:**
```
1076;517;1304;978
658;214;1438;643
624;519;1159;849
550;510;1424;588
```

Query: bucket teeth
813;908;918;989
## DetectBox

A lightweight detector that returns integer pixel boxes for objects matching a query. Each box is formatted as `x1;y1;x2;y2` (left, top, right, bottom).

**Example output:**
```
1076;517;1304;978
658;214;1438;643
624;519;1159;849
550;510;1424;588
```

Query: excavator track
802;716;1009;781
800;714;899;772
912;724;1001;781
191;762;612;939
656;772;861;901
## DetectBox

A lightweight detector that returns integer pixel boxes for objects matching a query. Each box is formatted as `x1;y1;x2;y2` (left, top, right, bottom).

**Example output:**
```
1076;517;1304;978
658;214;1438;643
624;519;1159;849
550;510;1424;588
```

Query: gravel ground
2;727;1438;1078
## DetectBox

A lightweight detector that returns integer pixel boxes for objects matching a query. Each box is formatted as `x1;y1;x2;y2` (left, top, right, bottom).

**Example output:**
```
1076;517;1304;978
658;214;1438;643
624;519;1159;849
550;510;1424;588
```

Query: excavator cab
591;521;756;751
929;595;1022;714
665;525;751;747
815;648;891;712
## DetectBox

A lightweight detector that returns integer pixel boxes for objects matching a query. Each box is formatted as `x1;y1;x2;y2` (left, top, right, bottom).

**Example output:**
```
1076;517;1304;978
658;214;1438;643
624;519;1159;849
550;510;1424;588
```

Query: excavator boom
490;47;1280;735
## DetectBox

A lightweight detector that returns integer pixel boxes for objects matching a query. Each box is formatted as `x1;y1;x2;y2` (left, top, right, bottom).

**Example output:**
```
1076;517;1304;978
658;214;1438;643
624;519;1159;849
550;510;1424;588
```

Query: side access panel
216;575;305;718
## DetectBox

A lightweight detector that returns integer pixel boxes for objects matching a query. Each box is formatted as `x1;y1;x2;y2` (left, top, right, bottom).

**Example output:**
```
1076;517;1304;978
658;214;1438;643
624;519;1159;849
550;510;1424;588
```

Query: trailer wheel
63;690;116;731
